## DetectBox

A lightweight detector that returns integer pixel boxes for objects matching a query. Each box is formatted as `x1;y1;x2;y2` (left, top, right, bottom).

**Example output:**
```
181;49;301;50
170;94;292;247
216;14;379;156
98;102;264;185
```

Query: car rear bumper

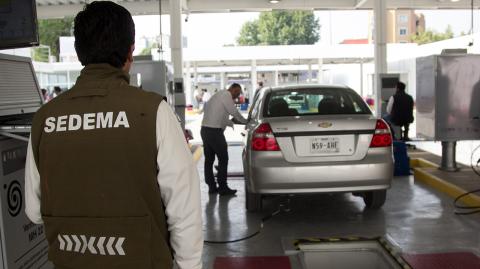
245;148;393;194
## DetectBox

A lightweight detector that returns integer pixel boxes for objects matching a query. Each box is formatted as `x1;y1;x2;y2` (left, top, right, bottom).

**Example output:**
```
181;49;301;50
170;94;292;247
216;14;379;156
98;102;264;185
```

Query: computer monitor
0;0;39;49
0;53;43;119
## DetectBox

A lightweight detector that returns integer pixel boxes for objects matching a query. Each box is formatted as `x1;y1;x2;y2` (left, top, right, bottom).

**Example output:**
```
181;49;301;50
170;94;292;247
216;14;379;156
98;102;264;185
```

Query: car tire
363;190;387;209
245;182;262;212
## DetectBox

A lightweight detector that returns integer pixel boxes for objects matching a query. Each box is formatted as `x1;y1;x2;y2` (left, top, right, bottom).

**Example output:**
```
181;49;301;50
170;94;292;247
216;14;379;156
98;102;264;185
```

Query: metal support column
170;0;185;129
440;141;459;172
185;61;192;106
308;63;313;83
374;0;387;117
251;59;257;98
274;69;279;86
360;59;364;97
67;70;71;88
220;72;226;90
317;59;323;84
193;62;198;86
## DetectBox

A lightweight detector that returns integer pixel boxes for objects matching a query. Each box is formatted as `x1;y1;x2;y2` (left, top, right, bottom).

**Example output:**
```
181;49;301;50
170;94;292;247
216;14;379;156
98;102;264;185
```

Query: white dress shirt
201;90;247;129
202;92;211;103
25;101;203;269
386;96;394;115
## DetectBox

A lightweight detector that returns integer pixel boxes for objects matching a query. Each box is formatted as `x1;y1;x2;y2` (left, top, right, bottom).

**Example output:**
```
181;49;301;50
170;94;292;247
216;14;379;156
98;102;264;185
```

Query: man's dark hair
54;86;62;93
230;83;241;90
74;1;135;68
396;81;406;92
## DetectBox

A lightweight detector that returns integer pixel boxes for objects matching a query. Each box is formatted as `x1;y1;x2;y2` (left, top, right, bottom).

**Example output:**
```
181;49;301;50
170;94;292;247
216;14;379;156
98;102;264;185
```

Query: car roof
264;84;352;92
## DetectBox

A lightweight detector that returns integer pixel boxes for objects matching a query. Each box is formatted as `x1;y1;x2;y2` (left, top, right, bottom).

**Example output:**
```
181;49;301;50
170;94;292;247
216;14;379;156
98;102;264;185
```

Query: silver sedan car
242;85;393;211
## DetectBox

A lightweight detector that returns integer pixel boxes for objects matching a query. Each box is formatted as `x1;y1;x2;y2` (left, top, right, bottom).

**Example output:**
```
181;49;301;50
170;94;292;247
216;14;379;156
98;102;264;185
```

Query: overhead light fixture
269;0;281;3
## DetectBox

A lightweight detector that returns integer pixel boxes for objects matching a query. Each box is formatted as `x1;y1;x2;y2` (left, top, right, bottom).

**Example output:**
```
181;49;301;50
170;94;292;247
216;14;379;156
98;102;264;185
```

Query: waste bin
240;103;249;111
393;141;411;176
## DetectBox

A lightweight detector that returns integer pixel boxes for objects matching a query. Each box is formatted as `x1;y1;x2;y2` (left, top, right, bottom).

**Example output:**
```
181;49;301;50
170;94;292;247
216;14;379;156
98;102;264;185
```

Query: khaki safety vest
30;64;173;269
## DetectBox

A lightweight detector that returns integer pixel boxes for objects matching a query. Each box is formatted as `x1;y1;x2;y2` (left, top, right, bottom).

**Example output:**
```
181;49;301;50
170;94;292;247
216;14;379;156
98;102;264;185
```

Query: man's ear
128;44;135;62
122;45;136;72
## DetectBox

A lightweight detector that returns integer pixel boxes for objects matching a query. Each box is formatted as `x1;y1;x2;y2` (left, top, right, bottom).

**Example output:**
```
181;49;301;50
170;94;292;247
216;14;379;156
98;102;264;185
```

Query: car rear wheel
245;182;262;212
363;190;387;209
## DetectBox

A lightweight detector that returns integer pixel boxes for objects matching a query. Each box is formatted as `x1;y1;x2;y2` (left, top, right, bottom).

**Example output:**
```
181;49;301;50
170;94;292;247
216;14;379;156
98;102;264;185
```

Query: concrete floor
199;146;480;269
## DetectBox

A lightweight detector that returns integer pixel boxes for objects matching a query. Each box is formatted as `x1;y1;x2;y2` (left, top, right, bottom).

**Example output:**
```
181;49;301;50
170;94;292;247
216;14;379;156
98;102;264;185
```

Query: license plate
310;137;340;154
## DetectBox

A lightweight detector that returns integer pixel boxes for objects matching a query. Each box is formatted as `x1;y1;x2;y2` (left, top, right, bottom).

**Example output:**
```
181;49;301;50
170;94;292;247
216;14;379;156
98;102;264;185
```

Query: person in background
193;86;200;109
195;89;204;110
202;89;211;104
244;88;250;105
386;81;414;141
257;81;264;91
24;2;202;268
41;88;51;103
201;83;248;195
52;86;62;98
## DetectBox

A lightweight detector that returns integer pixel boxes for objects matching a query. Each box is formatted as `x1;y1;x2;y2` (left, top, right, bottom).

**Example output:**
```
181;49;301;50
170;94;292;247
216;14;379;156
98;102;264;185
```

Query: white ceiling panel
36;0;480;19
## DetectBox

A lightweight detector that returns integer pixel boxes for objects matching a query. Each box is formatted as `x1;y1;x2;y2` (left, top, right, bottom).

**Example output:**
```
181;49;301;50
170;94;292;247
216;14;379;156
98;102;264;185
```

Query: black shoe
218;187;237;196
208;185;218;194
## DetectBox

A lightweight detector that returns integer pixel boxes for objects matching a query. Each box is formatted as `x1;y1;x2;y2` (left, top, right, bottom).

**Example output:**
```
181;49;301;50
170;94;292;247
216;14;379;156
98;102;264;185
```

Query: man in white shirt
201;83;248;195
202;89;211;103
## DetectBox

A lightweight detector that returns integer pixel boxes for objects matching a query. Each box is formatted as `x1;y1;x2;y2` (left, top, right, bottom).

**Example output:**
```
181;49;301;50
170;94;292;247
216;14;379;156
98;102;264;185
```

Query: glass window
263;88;371;117
249;89;264;120
399;15;408;23
48;74;58;84
399;28;407;36
57;74;67;84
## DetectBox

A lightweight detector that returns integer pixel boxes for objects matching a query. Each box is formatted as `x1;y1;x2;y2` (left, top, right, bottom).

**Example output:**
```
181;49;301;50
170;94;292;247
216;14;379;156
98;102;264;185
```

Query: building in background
369;10;425;43
340;38;369;44
59;37;77;62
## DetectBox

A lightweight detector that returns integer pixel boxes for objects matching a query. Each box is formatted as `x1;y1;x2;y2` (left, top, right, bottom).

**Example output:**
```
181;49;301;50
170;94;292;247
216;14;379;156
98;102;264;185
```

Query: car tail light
252;123;280;151
370;119;393;148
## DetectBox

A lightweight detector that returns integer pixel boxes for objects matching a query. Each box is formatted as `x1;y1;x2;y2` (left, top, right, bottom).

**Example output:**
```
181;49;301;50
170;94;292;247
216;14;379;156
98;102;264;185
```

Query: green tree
237;21;261;46
411;25;454;45
237;10;320;46
37;17;75;60
32;46;50;62
140;42;159;56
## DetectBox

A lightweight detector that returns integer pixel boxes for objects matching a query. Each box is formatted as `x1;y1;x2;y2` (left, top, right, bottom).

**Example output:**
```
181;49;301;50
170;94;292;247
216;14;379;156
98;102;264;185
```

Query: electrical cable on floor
204;199;290;244
453;144;480;215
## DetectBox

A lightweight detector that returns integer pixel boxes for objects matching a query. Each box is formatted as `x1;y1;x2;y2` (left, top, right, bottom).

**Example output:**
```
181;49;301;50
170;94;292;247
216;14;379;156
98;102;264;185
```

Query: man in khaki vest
24;1;203;268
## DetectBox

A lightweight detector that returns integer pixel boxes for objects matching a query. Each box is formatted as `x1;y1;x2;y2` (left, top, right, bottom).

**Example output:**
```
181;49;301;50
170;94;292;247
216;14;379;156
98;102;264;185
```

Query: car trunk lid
266;115;377;163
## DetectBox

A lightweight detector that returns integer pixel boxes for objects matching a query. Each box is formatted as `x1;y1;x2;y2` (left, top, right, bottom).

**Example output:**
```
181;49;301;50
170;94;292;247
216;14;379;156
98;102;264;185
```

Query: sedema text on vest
44;111;130;133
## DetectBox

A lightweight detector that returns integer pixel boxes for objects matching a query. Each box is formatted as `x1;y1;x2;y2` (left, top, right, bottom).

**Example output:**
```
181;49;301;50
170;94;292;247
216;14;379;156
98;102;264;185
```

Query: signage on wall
0;140;53;269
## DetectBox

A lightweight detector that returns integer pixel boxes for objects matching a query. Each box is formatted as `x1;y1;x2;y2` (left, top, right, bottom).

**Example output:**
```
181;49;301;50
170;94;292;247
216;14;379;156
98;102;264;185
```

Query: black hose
204;201;288;244
453;144;480;215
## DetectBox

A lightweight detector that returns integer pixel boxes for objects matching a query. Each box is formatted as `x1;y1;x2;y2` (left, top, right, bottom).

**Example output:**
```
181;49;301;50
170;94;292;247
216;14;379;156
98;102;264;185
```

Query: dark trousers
383;115;410;141
401;124;410;141
201;127;229;188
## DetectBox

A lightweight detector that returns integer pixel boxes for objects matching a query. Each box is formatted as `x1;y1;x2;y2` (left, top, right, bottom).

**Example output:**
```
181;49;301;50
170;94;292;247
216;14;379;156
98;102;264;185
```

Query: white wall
0;48;31;58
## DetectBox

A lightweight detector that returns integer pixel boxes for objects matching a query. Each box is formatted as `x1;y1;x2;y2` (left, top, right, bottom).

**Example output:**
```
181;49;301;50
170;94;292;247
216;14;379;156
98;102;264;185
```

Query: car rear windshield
264;88;371;117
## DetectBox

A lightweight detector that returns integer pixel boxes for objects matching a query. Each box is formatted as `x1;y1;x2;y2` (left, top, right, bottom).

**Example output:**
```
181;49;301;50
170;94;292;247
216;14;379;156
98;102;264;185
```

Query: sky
132;9;480;50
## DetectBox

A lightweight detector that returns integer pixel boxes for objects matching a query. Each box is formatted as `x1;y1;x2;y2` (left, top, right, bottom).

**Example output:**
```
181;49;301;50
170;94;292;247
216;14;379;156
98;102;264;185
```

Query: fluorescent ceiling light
269;0;281;3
